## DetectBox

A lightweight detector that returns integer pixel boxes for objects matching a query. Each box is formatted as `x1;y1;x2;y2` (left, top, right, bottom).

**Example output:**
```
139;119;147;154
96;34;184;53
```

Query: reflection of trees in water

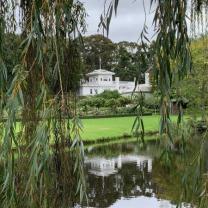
84;161;156;208
152;159;186;205
86;142;138;158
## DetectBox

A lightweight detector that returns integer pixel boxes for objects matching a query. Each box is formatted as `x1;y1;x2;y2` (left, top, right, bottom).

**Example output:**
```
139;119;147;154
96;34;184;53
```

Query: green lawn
81;115;165;141
12;115;178;143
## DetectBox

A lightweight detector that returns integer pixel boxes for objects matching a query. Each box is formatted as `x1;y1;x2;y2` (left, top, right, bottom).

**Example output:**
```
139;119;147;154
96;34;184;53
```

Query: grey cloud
81;0;155;43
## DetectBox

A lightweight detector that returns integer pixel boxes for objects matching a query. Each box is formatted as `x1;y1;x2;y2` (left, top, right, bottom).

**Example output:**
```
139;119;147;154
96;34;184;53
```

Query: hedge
80;112;153;119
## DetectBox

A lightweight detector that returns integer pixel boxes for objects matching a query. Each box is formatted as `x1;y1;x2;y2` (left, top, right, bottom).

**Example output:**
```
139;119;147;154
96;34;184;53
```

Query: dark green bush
144;96;160;109
117;96;131;107
97;90;121;99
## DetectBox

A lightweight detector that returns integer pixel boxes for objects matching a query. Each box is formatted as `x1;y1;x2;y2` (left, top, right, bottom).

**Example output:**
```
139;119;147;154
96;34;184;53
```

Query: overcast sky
81;0;155;43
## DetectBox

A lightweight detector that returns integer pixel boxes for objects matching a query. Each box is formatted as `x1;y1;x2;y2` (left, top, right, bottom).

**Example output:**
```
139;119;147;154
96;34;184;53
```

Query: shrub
144;96;160;109
91;97;105;109
79;98;92;108
117;96;132;107
97;90;121;99
104;98;120;111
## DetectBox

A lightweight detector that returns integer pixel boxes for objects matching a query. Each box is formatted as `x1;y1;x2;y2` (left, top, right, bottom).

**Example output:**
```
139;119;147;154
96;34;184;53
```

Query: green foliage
78;98;90;113
79;91;131;114
82;35;150;82
131;93;145;143
180;36;208;118
114;42;150;82
78;92;159;117
82;34;116;73
0;1;87;207
144;96;160;110
100;2;208;206
101;0;191;139
79;97;105;109
104;98;118;108
2;0;208;207
1;34;22;85
91;97;105;109
117;96;131;107
97;90;121;99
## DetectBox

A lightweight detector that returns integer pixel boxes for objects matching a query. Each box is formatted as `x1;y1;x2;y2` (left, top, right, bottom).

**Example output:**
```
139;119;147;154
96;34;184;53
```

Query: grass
81;115;177;141
10;115;179;144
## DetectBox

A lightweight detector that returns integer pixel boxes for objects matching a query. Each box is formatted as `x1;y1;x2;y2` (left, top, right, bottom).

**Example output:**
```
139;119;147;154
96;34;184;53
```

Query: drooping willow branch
100;0;193;140
101;0;208;206
0;0;87;207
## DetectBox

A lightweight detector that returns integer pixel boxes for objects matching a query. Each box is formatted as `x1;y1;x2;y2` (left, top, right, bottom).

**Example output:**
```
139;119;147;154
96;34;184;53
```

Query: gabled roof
86;69;115;76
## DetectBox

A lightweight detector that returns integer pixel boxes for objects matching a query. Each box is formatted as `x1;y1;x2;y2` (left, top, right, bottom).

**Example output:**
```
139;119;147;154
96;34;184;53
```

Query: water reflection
85;155;152;177
110;196;177;208
82;141;190;208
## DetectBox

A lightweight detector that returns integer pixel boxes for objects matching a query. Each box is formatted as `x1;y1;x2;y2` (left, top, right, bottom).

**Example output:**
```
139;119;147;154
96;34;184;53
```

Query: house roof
86;69;115;76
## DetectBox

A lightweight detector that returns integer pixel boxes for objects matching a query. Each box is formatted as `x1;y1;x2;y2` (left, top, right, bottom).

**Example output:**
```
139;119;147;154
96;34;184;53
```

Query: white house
85;154;152;177
79;69;151;96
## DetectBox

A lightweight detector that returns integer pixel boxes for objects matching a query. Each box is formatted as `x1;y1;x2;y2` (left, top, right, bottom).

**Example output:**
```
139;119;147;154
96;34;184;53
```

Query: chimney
145;73;150;85
115;77;120;91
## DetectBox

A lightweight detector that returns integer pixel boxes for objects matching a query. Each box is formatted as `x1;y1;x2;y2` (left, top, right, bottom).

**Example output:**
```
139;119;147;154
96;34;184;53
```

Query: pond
78;140;191;208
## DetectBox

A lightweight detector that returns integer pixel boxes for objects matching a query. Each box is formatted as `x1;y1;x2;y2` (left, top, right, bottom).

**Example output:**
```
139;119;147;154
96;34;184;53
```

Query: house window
90;89;93;94
101;78;102;81
95;89;98;94
109;78;110;81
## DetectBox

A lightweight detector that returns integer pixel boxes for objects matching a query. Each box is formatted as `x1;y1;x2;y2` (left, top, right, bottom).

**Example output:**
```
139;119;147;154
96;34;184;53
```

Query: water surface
82;140;190;208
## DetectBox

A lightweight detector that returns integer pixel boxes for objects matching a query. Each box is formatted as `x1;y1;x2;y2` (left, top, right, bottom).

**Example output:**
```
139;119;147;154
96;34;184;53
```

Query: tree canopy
82;34;151;82
1;0;208;207
82;34;116;73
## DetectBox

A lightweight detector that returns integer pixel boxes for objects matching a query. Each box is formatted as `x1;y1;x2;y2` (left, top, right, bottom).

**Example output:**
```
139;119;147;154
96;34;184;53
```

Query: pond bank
83;130;158;145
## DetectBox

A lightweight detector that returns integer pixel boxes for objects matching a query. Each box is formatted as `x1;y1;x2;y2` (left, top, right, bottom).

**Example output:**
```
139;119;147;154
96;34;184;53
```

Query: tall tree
82;34;116;73
180;36;208;117
114;41;151;81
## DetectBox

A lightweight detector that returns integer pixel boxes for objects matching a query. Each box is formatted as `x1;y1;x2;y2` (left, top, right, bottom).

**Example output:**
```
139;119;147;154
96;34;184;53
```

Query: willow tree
0;1;87;207
1;0;208;207
101;0;208;207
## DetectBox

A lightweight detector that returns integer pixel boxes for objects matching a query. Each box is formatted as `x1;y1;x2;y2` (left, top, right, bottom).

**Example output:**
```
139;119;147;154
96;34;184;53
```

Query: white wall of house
79;85;117;96
79;69;151;96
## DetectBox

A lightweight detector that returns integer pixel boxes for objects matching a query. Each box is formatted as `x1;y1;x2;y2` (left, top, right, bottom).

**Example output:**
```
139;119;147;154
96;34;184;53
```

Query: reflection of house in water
85;155;152;177
88;158;118;177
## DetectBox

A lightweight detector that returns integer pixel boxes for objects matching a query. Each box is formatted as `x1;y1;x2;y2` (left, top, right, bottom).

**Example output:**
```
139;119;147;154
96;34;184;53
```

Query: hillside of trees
82;34;151;82
3;34;152;87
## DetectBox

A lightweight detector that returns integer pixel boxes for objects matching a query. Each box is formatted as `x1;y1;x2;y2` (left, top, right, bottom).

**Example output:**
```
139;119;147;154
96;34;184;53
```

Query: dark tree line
3;33;152;90
81;34;153;82
2;34;83;94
